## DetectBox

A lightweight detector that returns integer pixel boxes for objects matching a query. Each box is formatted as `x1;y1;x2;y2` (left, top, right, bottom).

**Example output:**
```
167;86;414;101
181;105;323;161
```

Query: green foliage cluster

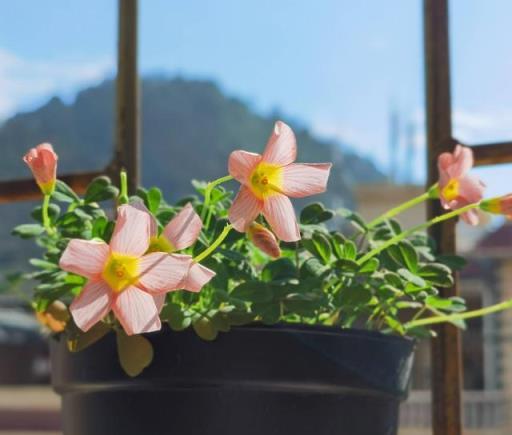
12;175;468;352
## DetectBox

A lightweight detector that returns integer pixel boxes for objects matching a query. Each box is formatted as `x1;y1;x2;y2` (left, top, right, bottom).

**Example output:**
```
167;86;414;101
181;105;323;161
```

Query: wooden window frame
425;1;512;434
0;0;139;204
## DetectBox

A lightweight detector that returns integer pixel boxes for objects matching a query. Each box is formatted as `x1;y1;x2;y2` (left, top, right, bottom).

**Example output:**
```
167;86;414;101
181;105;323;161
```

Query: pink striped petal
437;152;454;174
153;294;166;313
262;194;300;242
228;150;262;184
262;121;297;166
112;286;161;335
59;239;110;279
130;199;158;237
458;175;485;204
181;262;216;292
460;208;480;226
138;253;191;294
162;203;202;250
228;186;263;232
451;145;474;178
281;163;332;198
110;204;151;256
70;280;112;332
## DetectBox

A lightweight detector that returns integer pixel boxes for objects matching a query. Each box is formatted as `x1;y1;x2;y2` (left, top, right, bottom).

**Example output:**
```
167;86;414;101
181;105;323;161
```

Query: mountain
0;77;385;271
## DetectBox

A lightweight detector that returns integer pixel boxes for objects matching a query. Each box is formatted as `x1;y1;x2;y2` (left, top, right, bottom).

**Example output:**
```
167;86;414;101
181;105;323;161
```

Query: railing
401;390;508;429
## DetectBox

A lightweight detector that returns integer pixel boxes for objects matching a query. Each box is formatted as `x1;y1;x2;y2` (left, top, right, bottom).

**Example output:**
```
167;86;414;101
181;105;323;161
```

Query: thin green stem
405;299;512;330
366;183;439;229
194;224;233;263
356;202;479;266
42;194;53;234
118;169;129;205
200;175;234;222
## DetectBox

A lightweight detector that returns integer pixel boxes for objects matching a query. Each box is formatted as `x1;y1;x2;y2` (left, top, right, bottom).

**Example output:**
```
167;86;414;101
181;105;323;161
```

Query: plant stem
405;299;512;329
356;202;479;266
42;194;53;234
200;175;234;222
366;184;438;229
118;169;129;205
194;224;233;263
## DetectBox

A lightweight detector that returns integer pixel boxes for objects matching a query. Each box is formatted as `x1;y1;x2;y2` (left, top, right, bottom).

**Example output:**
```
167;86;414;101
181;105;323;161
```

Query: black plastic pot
51;324;415;435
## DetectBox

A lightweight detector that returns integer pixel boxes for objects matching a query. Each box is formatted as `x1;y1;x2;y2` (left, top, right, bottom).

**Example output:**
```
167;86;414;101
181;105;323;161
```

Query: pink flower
59;205;192;335
228;121;332;241
480;194;512;219
437;145;485;225
247;223;281;258
134;201;216;292
23;143;58;195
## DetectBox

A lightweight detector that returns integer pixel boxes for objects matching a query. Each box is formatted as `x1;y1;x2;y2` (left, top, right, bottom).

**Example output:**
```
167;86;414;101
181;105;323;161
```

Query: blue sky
0;0;511;195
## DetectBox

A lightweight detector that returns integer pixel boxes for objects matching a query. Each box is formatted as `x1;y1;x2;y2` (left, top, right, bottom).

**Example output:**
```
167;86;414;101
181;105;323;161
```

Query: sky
0;0;511;195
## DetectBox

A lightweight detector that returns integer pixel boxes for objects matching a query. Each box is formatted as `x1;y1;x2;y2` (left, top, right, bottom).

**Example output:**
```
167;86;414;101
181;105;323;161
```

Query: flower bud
480;194;512;218
23;143;58;195
36;300;70;333
247;223;281;258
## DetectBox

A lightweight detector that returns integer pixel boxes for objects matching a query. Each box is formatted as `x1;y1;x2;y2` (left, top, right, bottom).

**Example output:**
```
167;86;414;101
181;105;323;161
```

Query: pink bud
481;194;512;218
23;143;58;195
247;223;281;258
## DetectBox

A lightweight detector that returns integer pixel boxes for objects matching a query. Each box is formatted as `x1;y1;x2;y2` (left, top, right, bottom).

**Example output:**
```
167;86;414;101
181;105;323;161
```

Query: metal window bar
0;0;139;204
425;1;512;435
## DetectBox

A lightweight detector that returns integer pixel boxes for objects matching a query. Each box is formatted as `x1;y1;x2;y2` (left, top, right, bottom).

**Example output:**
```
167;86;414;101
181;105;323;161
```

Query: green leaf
91;216;109;239
116;330;154;377
359;258;379;274
426;295;466;312
261;258;297;282
300;257;329;278
343;240;357;260
253;303;280;325
387;240;418;272
52;180;80;203
230;281;272;303
67;321;111;352
31;204;60;224
146;187;162;213
29;259;57;270
398;268;426;288
337;285;372;307
418;263;454;287
193;317;218;341
312;232;333;264
300;202;334;225
437;255;467;271
12;224;44;239
84;176;119;203
337;208;368;232
161;302;191;331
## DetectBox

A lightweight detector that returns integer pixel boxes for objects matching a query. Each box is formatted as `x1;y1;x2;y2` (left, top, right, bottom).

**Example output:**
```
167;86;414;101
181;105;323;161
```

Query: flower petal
129;199;158;237
451;145;474;178
281;163;332;198
228;186;263;232
138;253;191;294
262;194;300;242
262;121;297;166
110;204;151;256
112;286;161;335
162;203;202;250
458;175;485;204
181;262;216;292
59;239;110;279
153;294;166;313
228;150;261;184
461;208;480;226
70;280;112;332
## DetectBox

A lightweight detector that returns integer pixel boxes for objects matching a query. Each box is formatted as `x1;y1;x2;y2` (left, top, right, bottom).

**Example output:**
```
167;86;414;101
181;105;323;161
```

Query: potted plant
11;123;512;435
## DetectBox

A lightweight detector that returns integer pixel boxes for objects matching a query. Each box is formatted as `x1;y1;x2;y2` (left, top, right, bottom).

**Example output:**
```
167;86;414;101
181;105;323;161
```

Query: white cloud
0;47;113;120
453;108;512;145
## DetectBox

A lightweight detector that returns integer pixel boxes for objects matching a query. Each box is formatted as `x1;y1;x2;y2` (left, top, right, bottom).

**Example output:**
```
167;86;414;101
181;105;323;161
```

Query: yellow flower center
442;178;460;202
147;235;175;253
249;162;283;199
102;252;139;293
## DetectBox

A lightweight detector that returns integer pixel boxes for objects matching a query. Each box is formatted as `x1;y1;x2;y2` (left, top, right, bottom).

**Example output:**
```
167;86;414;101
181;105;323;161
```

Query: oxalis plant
9;122;512;376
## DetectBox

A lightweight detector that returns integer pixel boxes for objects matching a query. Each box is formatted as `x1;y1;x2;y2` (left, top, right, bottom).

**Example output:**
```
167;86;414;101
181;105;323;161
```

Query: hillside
0;77;385;271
